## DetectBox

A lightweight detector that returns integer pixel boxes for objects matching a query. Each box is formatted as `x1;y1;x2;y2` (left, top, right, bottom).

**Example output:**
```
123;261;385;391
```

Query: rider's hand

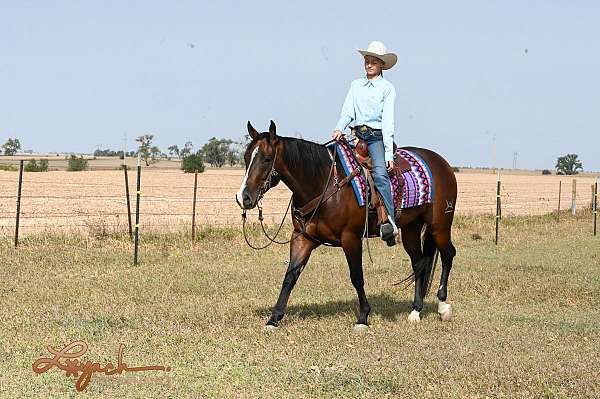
386;160;394;172
332;130;344;141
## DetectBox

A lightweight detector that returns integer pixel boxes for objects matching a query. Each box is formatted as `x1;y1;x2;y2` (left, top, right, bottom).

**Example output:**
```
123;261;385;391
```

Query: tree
180;141;194;158
226;149;239;166
167;145;180;159
135;134;160;166
24;159;49;172
199;137;233;168
2;138;21;156
181;153;205;173
67;155;88;171
555;154;583;175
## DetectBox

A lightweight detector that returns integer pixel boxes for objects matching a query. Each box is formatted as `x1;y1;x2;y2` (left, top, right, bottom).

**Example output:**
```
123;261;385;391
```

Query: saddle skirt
333;139;434;210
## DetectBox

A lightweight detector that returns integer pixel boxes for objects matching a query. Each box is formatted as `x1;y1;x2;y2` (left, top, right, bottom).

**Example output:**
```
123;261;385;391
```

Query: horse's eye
263;158;272;163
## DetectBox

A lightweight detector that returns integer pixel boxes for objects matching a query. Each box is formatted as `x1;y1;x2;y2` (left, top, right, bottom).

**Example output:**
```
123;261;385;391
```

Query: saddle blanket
331;140;434;210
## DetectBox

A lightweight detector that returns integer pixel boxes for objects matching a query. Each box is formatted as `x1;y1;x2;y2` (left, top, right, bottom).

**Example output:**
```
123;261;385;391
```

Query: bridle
241;143;338;250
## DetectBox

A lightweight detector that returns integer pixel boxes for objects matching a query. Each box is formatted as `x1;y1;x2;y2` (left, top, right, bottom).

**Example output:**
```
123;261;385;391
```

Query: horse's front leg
266;234;318;328
341;232;371;329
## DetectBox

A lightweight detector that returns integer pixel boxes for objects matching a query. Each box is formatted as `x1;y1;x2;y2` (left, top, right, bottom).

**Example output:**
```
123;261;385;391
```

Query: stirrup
380;223;396;247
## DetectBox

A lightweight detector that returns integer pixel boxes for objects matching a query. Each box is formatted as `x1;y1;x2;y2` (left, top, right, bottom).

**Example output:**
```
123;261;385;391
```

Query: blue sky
2;1;599;170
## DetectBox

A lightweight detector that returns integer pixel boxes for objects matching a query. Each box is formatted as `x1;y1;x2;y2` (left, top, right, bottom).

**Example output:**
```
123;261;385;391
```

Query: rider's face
364;55;383;77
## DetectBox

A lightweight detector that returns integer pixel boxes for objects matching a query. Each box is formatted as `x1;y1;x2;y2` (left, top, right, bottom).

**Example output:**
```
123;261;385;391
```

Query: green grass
1;214;599;398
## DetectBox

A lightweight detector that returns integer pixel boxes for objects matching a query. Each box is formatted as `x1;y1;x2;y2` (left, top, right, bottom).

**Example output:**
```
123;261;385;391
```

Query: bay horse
236;121;457;330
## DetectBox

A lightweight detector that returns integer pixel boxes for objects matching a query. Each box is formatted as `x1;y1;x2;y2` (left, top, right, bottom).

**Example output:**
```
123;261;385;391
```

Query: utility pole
513;152;518;170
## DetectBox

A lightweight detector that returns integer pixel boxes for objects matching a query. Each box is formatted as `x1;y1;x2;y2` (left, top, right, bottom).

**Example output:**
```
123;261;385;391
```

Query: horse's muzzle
235;189;256;210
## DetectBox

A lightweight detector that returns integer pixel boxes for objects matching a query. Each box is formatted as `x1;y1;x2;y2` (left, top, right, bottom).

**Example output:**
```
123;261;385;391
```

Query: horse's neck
280;172;325;207
280;162;332;207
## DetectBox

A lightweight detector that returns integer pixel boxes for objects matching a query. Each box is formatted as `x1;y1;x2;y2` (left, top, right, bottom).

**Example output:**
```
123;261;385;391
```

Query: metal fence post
124;165;133;240
495;177;501;245
594;178;598;236
192;171;198;241
133;155;141;265
15;160;24;248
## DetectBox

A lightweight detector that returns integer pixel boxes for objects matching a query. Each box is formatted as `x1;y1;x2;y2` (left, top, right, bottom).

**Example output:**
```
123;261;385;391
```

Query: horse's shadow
255;292;427;322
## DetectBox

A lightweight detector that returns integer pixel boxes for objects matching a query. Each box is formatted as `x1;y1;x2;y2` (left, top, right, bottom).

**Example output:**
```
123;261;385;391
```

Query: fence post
133;155;142;265
594;178;598;236
14;160;24;248
495;177;501;245
557;180;562;222
571;179;577;216
123;165;133;240
191;171;198;241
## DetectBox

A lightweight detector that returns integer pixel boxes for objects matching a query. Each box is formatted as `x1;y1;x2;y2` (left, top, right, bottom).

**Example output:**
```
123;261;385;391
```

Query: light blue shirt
334;75;396;162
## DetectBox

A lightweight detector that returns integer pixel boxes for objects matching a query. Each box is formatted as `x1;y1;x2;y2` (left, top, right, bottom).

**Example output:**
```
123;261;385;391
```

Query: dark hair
280;137;331;182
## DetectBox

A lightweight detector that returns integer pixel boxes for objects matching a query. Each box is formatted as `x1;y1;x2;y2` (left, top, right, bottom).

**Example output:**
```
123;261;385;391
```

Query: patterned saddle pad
331;140;434;209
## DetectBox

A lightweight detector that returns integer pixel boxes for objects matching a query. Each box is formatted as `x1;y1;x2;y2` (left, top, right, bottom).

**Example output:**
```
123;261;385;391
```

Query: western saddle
350;128;410;228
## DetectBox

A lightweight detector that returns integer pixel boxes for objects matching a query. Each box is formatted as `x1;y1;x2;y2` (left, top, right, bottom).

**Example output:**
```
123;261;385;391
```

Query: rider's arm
382;85;396;163
334;82;355;133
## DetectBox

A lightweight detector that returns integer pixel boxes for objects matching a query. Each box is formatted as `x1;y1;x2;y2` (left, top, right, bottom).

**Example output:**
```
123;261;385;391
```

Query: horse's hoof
438;301;453;321
264;324;278;332
407;310;421;323
353;324;369;333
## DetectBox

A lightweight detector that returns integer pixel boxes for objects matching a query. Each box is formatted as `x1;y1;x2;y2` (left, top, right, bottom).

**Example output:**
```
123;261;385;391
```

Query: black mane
280;136;332;183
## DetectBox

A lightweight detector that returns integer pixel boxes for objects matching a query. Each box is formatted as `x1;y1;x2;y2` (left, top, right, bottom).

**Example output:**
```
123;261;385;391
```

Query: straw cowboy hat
357;41;397;70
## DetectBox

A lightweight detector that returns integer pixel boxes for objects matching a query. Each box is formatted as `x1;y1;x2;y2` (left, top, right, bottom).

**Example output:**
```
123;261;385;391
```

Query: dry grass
0;212;599;397
0;167;597;237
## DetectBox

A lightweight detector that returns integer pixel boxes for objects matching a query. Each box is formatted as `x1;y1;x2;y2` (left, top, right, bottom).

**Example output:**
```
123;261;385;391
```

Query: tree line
0;136;589;175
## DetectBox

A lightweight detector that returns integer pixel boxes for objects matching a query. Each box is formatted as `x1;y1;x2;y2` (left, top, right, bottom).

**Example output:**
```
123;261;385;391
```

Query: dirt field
0;165;597;236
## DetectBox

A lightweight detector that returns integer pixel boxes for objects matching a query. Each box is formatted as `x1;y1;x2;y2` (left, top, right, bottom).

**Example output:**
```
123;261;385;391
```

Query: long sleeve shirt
334;75;396;162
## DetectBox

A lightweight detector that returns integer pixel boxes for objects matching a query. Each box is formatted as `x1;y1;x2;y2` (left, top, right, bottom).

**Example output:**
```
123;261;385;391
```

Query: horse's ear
247;121;259;139
269;120;277;142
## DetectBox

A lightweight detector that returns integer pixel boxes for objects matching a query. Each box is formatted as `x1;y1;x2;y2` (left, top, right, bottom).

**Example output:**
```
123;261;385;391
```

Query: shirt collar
362;74;383;87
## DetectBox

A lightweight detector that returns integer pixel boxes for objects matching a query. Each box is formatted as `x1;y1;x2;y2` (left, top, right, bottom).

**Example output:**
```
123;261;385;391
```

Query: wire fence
0;162;598;246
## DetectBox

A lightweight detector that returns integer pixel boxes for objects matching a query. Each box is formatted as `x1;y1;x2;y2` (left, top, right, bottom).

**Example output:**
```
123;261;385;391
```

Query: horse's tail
421;229;438;297
393;227;439;294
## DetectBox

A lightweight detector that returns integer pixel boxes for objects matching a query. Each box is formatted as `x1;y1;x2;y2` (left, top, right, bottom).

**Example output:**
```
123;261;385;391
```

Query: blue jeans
356;131;395;220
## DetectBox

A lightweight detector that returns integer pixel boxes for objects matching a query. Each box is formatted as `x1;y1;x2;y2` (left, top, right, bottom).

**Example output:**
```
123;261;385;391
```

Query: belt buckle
359;126;368;134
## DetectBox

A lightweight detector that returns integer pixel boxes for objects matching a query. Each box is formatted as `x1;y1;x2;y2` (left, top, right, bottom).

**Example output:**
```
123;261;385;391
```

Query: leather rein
241;142;358;250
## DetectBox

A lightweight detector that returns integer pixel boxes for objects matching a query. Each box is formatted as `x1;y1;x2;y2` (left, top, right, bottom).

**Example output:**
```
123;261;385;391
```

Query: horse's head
235;120;282;209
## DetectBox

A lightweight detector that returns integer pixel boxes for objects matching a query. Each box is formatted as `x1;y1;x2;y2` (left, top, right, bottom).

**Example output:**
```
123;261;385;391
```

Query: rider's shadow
255;293;416;322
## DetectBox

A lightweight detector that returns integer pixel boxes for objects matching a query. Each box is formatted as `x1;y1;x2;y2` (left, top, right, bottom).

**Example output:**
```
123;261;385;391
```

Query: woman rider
332;41;399;243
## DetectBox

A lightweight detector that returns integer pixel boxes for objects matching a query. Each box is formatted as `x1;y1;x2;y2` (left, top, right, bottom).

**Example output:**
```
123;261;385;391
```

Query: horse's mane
280;136;332;182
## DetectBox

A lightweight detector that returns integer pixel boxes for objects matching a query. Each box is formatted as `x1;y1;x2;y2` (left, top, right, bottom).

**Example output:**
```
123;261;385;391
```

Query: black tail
393;228;438;295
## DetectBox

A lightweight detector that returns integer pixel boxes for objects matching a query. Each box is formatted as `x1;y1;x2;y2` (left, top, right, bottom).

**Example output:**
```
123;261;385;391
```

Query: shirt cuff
385;151;394;163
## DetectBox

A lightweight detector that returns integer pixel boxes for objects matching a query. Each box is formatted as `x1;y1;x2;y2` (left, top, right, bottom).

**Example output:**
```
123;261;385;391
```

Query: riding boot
380;215;398;247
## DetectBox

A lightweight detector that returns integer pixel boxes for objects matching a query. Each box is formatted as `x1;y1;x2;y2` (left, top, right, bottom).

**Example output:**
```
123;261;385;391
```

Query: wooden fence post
15;160;24;248
571;179;577;216
191;171;198;241
557;180;562;222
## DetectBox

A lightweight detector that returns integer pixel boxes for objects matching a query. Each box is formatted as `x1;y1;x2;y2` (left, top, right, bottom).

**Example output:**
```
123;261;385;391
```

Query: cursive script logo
32;340;171;392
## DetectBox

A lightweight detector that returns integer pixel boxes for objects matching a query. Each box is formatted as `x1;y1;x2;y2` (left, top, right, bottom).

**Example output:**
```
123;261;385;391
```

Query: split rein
241;140;337;250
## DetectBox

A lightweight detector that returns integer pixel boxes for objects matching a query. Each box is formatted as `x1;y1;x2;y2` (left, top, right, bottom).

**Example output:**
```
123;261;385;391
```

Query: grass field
1;212;599;398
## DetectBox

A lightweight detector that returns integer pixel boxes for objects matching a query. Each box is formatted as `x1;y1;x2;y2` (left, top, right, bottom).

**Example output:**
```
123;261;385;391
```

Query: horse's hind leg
400;219;426;322
341;233;371;329
431;228;457;321
266;235;318;329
